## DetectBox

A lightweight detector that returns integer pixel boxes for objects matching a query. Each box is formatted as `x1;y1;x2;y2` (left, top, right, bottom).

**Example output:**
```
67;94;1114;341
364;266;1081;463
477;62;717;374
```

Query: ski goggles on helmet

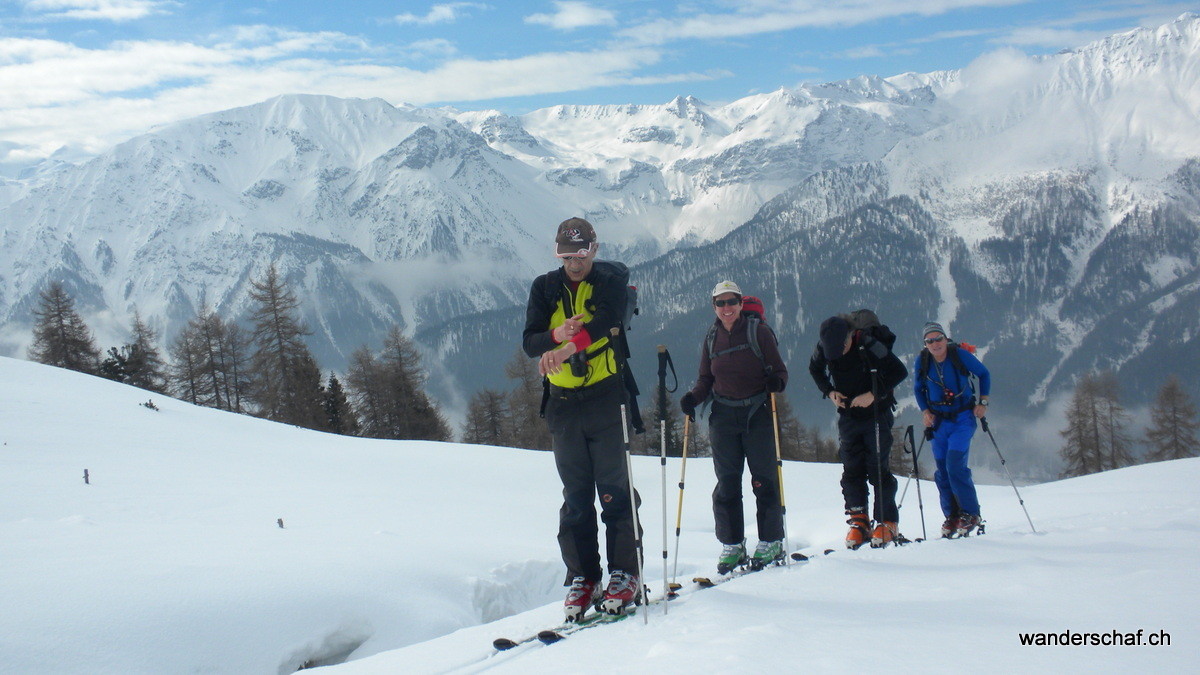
555;242;596;259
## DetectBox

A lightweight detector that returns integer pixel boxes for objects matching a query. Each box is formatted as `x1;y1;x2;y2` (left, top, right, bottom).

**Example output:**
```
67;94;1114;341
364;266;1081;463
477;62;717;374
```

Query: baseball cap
555;217;597;257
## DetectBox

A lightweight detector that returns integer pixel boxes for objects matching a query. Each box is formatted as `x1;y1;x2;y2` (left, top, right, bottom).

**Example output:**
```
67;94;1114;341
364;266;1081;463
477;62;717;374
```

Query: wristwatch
979;399;989;406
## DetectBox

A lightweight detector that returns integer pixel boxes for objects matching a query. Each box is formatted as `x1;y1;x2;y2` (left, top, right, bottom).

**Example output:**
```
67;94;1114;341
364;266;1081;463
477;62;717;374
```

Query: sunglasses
559;254;588;261
713;297;742;307
924;336;946;345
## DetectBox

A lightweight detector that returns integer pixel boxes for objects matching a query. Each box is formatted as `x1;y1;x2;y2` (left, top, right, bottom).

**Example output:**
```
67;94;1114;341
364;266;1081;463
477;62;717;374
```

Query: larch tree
28;281;100;374
246;264;325;429
1145;376;1200;462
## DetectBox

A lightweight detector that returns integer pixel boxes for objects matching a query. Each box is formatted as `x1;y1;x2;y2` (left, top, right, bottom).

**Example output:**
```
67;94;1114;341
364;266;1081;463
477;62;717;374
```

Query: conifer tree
345;327;450;441
126;311;169;394
1145;376;1200;462
168;305;251;412
322;373;360;436
462;389;510;446
28;281;100;374
503;348;553;451
1094;370;1135;470
1061;372;1104;477
1060;370;1134;477
100;311;168;393
246;264;324;429
345;346;388;437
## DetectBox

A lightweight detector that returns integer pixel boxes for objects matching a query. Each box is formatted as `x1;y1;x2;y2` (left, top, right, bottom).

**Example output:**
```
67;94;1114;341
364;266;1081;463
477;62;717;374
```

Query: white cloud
393;2;487;25
404;38;458;59
22;0;174;22
841;45;885;59
618;0;1027;45
0;30;715;161
944;46;1057;117
997;26;1120;49
525;1;617;31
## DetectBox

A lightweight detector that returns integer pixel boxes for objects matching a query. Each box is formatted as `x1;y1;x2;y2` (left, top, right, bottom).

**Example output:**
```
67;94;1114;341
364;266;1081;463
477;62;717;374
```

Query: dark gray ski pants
709;398;784;545
545;377;642;584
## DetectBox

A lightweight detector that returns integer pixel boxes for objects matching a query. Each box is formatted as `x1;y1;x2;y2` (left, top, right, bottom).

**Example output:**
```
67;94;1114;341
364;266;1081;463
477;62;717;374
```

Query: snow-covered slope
0;358;1195;673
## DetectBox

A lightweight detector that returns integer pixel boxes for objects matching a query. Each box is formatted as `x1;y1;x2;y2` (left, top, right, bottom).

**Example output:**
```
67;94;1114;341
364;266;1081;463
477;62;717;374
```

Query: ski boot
599;570;641;615
940;515;960;539
749;540;785;570
845;508;871;550
717;540;748;574
870;521;899;548
563;576;602;622
955;514;982;538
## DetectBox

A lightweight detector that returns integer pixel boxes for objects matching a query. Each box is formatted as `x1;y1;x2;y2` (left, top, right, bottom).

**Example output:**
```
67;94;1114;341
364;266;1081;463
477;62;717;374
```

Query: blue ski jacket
913;347;991;414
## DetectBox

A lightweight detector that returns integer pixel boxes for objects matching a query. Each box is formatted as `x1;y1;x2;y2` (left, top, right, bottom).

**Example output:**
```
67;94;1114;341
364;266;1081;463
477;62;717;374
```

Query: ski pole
980;417;1037;534
668;414;691;598
869;364;887;544
656;346;671;614
898;425;922;505
620;402;648;624
901;425;928;542
769;392;790;564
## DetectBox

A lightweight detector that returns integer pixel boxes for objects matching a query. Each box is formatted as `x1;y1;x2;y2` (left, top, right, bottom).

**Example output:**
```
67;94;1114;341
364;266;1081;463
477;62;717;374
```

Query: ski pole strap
656;345;678;393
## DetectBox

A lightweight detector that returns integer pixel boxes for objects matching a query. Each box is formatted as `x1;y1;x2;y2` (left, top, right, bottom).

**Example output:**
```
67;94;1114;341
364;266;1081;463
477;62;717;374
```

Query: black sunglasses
713;297;742;307
924;336;946;345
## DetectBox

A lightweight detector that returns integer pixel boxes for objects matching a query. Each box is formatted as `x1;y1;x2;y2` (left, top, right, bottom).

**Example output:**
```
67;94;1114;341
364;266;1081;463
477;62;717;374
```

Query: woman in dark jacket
680;280;788;574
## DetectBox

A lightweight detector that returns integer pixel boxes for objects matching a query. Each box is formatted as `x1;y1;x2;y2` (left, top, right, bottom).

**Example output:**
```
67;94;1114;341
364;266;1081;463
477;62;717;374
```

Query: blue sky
0;1;1193;169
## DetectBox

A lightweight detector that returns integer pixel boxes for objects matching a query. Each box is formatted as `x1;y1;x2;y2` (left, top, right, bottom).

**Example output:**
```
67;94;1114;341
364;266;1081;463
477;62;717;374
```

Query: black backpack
847;308;896;361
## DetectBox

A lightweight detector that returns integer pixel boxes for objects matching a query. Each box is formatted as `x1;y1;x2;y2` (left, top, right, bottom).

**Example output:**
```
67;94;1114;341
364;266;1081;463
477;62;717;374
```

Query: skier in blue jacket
913;322;991;538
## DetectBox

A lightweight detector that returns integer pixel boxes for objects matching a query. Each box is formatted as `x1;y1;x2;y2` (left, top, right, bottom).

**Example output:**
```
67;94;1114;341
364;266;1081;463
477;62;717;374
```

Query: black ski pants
709;399;784;545
545;376;642;585
837;409;899;523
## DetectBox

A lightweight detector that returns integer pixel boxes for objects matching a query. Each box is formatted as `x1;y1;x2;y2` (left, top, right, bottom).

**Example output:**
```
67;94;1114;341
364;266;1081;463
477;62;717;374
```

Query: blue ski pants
930;409;981;517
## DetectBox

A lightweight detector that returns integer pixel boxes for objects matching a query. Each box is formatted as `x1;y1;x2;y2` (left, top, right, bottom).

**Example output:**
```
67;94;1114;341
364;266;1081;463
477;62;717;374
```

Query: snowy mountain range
3;15;1199;437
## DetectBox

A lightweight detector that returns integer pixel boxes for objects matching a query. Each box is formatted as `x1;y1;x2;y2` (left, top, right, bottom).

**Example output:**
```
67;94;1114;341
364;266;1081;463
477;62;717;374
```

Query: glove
680;392;698;419
766;373;785;393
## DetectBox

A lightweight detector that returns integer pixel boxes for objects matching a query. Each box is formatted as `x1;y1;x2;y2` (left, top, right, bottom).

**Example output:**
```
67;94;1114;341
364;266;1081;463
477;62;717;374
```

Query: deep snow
0;356;1194;673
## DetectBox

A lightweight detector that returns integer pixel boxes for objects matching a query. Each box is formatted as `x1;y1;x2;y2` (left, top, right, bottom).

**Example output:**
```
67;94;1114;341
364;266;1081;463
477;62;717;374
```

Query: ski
692;554;798;589
536;609;637;644
493;587;673;651
534;591;674;646
492;610;611;651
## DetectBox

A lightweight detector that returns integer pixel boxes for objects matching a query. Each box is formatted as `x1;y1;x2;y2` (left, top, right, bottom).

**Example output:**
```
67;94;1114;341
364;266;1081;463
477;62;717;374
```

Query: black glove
680;392;698;418
766;372;785;393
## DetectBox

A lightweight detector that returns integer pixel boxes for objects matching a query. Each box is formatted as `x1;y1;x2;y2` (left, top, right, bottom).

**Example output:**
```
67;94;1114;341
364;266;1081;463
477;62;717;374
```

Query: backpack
917;339;978;408
704;295;778;375
847;308;896;361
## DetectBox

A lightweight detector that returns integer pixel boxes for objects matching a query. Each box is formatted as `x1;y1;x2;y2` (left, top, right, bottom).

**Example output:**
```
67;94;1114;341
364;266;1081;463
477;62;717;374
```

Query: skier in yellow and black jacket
522;217;642;621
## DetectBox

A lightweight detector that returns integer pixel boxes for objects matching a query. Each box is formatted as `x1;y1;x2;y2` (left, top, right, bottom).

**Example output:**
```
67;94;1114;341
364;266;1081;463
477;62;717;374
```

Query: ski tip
493;638;520;651
823;548;835;555
666;582;683;591
537;630;565;645
692;577;716;588
790;552;810;561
